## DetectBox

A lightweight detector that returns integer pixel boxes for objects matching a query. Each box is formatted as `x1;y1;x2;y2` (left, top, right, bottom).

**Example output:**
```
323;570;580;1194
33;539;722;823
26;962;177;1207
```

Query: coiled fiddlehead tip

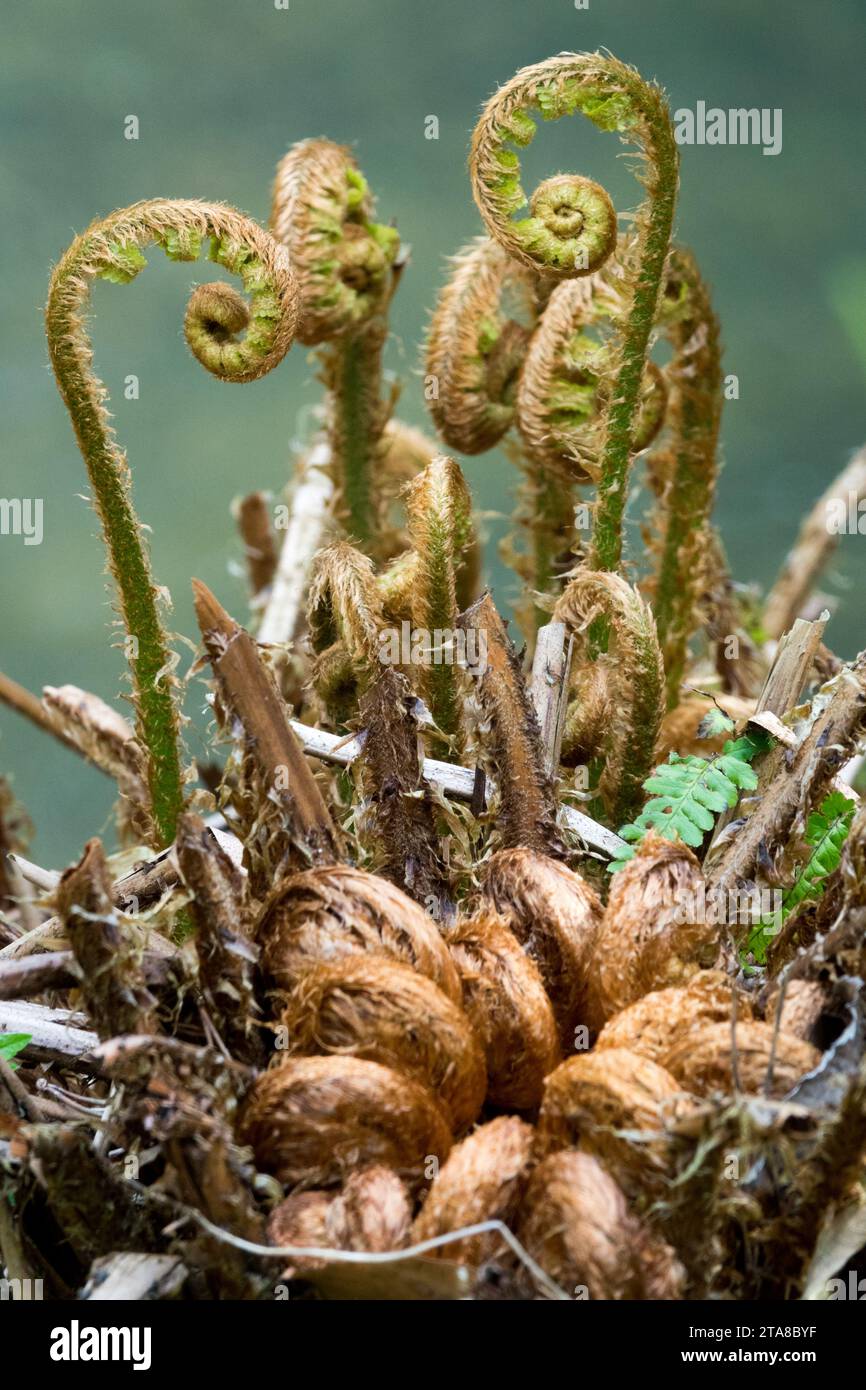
470;52;674;279
517;258;668;482
525;173;617;276
426;236;533;455
271;137;399;344
472;53;678;578
555;568;665;824
185;280;249;372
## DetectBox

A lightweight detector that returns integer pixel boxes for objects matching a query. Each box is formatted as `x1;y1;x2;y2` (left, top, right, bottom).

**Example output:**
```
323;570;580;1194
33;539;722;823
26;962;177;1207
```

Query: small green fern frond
746;789;856;962
609;731;769;871
783;791;856;918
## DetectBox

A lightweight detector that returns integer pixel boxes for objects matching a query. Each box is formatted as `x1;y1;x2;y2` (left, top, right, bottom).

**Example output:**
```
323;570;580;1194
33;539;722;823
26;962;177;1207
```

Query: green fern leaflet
609;731;770;872
747;790;856;961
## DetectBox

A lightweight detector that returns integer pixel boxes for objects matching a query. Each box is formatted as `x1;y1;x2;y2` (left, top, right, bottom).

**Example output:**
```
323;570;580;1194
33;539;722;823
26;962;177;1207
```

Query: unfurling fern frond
609;731;769;872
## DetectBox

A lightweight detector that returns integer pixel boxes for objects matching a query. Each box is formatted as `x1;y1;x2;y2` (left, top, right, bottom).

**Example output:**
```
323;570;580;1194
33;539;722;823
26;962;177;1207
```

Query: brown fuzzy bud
518;1151;684;1299
594;970;751;1064
661;1021;821;1100
268;1166;411;1276
447;911;559;1109
334;1166;413;1253
239;1055;452;1190
411;1116;535;1267
536;1049;695;1199
267;1191;332;1273
586;834;717;1032
483;848;602;1047
256;865;461;1005
280;957;486;1133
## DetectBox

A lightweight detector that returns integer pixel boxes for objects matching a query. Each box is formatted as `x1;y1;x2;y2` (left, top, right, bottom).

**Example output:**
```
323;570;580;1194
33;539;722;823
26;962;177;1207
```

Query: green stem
649;250;723;707
45;199;298;846
327;318;388;551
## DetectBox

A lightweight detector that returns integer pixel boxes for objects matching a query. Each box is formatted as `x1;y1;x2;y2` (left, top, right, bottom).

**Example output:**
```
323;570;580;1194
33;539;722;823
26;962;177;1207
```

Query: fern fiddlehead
46;199;299;847
645;248;724;707
307;540;385;722
425;236;534;455
471;52;679;576
555;569;665;824
517;253;668;482
402;455;473;740
515;250;668;632
426;235;555;637
271;139;400;555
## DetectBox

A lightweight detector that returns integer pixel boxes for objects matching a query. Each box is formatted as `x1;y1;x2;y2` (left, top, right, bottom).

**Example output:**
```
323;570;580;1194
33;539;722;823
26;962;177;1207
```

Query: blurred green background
1;0;865;867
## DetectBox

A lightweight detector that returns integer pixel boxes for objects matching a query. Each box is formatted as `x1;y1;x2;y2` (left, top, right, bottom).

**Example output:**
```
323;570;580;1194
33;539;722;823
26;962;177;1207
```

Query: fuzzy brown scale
267;1167;412;1277
585;833;718;1033
594;970;752;1064
411;1115;535;1268
536;1047;698;1203
661;1020;821;1099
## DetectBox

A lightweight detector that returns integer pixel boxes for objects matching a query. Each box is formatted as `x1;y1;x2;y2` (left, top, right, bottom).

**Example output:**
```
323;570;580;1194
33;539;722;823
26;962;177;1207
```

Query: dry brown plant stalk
192;579;341;892
359;666;451;916
457;591;559;853
176;811;264;1065
763;445;866;640
708;651;866;898
235;491;278;598
57;837;158;1039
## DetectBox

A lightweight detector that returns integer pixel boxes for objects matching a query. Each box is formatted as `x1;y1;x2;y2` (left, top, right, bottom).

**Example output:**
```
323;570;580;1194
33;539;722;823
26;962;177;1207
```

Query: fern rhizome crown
1;50;865;1306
